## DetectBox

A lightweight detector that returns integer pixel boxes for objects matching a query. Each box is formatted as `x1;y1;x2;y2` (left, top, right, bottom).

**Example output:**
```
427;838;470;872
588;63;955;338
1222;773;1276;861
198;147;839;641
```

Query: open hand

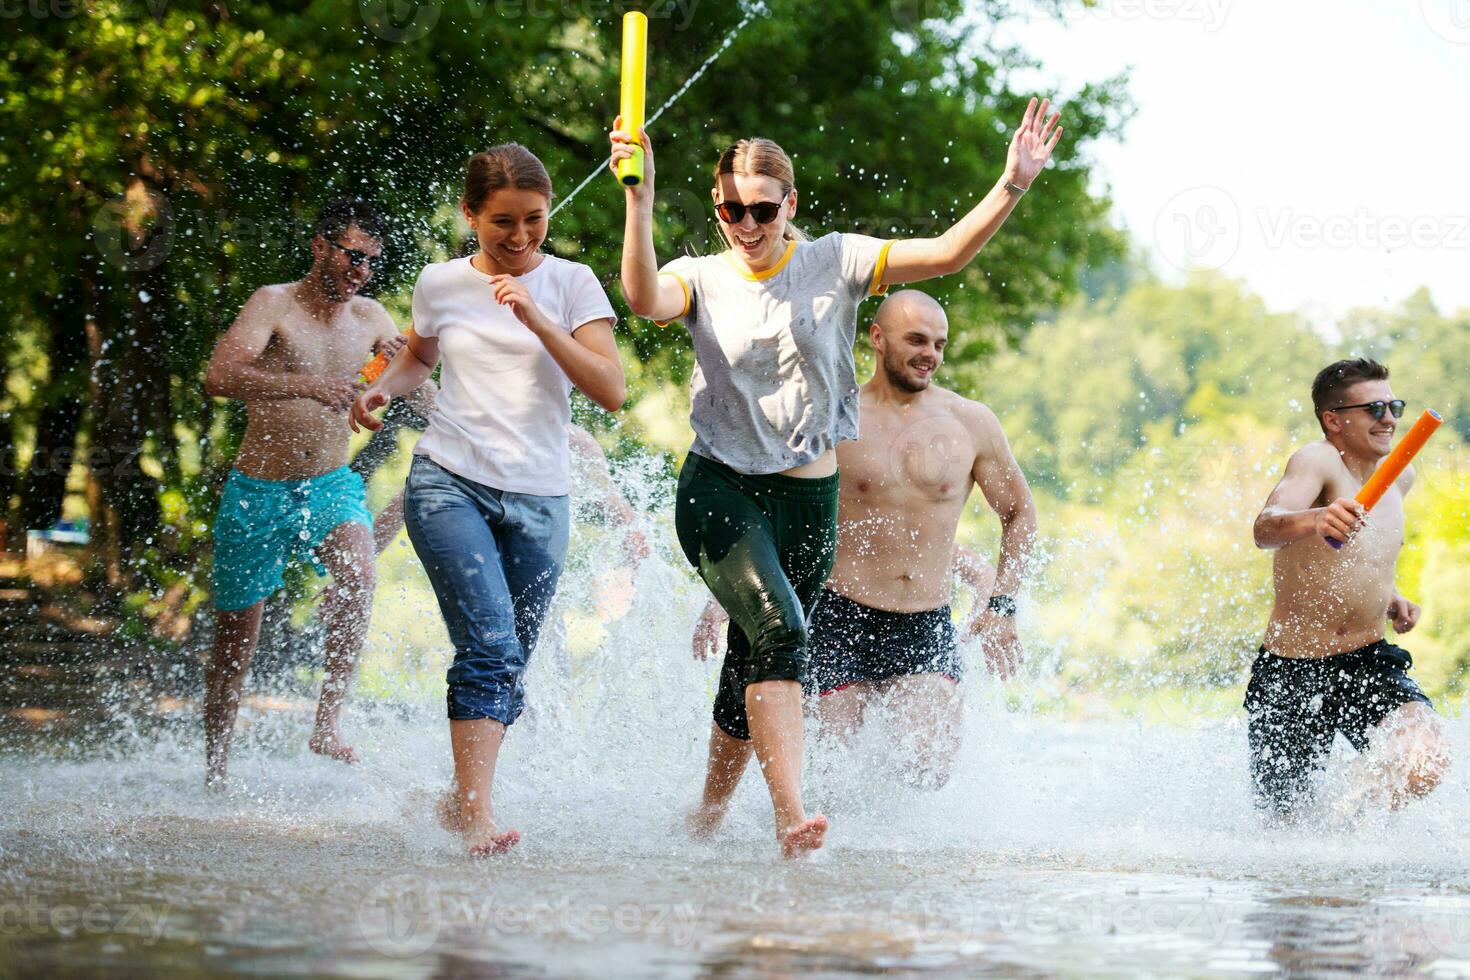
692;599;728;661
1004;97;1063;189
966;610;1024;679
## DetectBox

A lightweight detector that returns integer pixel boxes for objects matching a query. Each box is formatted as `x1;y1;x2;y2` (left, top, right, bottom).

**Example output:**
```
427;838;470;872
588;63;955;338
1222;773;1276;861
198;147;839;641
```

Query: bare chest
259;311;376;378
843;412;975;506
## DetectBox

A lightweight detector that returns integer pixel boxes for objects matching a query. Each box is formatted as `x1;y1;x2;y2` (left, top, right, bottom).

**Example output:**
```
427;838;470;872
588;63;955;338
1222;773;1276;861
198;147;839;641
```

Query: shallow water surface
4;528;1469;977
6;700;1470;977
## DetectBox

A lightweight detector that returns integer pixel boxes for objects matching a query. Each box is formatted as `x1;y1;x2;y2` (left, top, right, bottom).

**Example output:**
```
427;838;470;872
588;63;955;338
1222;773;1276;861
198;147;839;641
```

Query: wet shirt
658;233;892;475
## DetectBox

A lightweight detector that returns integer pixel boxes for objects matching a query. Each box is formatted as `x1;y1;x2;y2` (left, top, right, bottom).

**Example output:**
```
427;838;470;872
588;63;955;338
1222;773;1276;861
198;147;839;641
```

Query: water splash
548;1;772;222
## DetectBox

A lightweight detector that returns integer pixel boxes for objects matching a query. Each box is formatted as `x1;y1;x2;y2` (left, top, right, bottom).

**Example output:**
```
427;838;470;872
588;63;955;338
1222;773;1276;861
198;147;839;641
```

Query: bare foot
467;828;521;857
777;814;828;859
685;803;728;839
308;730;359;764
435;790;519;857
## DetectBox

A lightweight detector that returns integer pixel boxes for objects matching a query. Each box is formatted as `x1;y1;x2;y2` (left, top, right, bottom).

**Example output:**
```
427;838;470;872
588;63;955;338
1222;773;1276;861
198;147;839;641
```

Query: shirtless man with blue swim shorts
202;198;436;788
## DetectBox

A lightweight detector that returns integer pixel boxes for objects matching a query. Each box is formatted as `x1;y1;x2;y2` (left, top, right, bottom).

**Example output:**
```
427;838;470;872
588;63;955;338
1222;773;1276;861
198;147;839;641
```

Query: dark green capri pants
675;451;839;740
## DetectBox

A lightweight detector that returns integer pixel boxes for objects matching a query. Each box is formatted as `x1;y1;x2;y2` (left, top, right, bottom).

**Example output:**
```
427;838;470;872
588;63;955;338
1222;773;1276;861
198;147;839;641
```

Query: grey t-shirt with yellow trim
658;232;893;476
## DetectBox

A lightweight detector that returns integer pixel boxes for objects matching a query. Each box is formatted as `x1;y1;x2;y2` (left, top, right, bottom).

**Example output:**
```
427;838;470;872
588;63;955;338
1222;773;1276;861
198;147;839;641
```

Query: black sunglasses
326;239;376;269
1329;399;1406;421
714;199;784;225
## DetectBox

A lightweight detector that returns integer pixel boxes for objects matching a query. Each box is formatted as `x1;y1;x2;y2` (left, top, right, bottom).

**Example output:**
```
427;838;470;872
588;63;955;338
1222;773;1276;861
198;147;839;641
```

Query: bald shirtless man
689;291;1037;827
1248;357;1450;818
202;198;436;788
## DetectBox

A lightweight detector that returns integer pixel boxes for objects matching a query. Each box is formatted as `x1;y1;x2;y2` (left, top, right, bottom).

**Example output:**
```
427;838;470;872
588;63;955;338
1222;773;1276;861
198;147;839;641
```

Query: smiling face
711;173;795;272
1322;379;1399;459
310;222;381;303
463;188;549;275
872;291;949;394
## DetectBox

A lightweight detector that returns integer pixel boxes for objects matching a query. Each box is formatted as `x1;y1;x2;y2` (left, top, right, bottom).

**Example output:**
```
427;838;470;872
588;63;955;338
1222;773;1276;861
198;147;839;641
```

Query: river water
3;483;1469;977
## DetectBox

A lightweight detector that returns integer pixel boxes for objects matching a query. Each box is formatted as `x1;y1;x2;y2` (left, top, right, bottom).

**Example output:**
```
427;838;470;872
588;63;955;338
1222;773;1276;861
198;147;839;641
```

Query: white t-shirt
410;254;617;495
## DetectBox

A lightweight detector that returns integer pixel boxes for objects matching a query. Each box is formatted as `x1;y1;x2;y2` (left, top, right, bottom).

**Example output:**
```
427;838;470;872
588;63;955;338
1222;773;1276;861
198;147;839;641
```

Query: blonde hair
715;138;807;242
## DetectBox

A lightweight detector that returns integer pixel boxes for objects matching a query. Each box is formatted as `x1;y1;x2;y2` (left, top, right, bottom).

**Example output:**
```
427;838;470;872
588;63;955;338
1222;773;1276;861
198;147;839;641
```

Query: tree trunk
88;177;170;560
19;277;88;532
0;410;17;552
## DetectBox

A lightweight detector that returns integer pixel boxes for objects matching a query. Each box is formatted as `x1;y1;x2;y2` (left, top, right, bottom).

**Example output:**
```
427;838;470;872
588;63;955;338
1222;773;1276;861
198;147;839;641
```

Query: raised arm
881;98;1063;286
204;286;361;409
1253;444;1361;549
609;121;695;322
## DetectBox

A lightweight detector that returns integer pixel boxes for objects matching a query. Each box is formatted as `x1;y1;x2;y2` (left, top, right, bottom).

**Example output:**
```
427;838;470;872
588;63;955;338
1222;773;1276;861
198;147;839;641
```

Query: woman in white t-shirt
609;99;1062;858
351;143;625;857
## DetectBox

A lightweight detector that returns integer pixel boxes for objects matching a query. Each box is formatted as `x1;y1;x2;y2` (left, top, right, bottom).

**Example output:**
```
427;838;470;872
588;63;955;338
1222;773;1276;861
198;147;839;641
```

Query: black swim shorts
1244;639;1433;814
806;587;962;697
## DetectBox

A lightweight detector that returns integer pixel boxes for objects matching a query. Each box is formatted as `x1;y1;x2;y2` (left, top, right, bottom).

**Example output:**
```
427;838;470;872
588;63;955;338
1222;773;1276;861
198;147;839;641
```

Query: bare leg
309;521;376;764
878;673;964;790
688;723;754;838
810;683;871;748
1343;702;1451;813
746;679;827;858
436;717;520;856
204;601;266;789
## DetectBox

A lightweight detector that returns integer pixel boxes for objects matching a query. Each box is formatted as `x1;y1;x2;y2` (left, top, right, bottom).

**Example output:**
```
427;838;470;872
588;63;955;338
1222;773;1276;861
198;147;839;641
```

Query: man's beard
882;353;931;393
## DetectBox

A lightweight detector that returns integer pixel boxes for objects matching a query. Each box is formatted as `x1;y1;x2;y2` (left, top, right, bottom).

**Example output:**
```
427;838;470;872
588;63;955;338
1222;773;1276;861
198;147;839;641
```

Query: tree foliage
0;0;1128;609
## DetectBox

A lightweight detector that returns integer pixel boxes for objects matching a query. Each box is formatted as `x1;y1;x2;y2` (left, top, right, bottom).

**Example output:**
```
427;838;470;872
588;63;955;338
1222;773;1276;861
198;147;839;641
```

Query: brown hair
715;138;807;242
1311;357;1390;433
462;143;552;214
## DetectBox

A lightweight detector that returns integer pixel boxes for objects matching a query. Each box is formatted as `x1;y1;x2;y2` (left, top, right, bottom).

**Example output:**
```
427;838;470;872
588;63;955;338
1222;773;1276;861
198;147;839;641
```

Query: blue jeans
404;454;570;725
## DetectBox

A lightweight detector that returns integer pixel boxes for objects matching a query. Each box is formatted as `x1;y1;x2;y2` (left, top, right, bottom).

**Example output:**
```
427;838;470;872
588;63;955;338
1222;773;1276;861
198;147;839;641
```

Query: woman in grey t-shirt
609;98;1062;858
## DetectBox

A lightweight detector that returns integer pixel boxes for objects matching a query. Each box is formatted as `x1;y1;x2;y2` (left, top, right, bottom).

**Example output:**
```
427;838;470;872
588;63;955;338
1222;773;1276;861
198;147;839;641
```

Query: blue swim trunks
212;466;373;611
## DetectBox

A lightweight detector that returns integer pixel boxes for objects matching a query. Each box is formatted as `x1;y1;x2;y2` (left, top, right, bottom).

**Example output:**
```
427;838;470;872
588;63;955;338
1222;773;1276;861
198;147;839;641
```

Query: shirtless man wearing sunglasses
1246;357;1449;819
202;197;436;789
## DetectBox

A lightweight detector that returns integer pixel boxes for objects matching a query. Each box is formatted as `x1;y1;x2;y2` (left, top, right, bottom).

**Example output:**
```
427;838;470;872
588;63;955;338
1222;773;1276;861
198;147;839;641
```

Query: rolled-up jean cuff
447;685;521;725
445;647;527;725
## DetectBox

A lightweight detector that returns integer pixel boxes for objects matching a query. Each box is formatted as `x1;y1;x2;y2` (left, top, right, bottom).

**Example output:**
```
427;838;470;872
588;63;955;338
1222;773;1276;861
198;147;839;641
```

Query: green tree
0;0;1128;615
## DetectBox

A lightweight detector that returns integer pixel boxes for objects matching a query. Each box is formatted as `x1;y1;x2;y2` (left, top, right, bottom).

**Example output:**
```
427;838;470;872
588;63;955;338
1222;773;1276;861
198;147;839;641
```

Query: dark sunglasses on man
326;239;376;269
1329;399;1407;421
714;199;784;225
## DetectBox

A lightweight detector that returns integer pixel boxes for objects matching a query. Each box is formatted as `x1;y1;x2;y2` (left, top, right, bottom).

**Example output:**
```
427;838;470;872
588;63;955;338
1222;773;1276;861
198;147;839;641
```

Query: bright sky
995;0;1470;320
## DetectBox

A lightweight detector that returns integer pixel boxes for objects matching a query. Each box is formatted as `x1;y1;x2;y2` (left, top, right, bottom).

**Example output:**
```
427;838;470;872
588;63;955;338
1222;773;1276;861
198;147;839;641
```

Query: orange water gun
1326;408;1442;548
358;332;407;384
